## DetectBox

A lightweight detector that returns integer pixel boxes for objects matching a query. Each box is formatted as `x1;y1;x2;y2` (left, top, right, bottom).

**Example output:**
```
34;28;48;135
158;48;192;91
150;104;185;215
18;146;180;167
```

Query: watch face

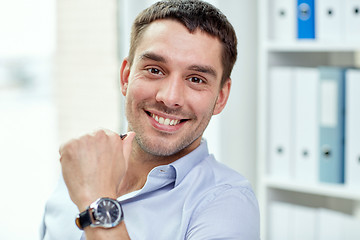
92;198;123;228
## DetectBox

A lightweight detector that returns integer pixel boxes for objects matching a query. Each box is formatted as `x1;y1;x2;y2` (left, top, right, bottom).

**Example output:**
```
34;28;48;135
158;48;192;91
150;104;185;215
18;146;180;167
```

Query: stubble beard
133;129;199;157
126;102;214;158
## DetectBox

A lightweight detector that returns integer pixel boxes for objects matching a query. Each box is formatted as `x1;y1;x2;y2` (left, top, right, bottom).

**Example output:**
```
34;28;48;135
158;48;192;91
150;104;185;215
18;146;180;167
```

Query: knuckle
94;129;107;139
59;138;78;156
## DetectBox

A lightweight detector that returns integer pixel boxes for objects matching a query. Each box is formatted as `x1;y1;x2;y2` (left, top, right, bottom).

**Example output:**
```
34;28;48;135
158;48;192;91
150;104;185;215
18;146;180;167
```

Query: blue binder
318;67;346;184
297;0;315;39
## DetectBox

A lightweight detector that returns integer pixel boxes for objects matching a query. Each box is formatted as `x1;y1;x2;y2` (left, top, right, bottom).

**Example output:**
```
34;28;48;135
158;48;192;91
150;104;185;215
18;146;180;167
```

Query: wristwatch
75;197;123;230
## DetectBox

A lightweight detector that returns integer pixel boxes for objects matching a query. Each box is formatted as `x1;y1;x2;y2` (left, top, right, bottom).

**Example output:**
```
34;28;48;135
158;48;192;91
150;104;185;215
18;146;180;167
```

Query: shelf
264;41;360;52
265;177;360;201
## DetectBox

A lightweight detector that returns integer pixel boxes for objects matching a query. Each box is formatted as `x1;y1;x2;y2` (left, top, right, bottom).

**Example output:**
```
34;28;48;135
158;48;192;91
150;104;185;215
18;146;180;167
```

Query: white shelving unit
257;0;360;239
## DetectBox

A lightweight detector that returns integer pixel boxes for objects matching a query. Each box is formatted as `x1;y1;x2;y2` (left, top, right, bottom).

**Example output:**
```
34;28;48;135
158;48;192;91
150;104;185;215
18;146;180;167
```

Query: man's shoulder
182;154;257;204
191;154;251;187
183;155;260;239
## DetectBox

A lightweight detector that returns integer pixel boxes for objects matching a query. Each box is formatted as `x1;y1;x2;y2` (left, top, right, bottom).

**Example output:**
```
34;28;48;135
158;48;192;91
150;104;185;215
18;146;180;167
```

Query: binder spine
297;0;315;39
319;67;346;184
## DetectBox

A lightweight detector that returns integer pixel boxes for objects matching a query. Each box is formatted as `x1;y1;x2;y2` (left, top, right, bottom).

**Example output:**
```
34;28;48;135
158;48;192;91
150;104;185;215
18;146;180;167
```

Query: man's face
120;19;231;157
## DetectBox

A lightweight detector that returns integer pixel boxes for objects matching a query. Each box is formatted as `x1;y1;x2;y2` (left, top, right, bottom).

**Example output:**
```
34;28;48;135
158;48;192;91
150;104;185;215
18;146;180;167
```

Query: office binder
343;215;360;239
345;69;360;188
318;208;360;239
269;202;317;240
268;67;294;179
344;0;360;42
269;201;292;240
294;67;319;183
297;0;315;39
293;205;317;240
318;67;345;184
317;208;345;240
270;0;297;41
316;0;344;41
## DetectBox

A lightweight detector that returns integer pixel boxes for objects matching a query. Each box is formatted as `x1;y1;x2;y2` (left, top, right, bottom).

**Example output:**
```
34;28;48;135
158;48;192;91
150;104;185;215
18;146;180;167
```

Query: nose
155;75;185;108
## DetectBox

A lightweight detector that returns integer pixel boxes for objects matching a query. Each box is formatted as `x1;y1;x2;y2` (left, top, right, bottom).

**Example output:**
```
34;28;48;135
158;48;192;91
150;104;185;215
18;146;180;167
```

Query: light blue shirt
41;140;260;240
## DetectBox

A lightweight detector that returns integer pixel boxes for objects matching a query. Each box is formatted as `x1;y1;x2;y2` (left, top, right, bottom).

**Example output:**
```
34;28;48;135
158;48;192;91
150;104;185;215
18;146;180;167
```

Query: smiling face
120;19;231;159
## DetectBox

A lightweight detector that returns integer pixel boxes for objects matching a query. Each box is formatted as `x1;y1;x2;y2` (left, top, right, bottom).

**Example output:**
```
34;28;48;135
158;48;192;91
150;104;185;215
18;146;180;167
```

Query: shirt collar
119;139;210;201
170;139;210;187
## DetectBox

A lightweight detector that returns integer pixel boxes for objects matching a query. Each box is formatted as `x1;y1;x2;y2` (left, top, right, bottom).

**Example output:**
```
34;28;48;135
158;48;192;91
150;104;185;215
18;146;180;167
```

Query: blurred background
0;0;257;239
2;0;360;239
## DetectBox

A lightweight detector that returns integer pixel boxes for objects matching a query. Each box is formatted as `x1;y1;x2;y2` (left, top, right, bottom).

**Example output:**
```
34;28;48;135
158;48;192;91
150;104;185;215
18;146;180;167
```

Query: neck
117;138;200;196
117;141;176;196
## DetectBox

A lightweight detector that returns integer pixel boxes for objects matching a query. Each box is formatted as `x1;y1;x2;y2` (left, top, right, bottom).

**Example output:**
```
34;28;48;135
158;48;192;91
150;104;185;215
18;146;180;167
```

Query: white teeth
151;113;180;126
164;118;170;125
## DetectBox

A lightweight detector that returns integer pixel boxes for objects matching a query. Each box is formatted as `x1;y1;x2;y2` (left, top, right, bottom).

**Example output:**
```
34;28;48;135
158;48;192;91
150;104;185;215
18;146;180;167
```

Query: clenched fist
59;129;135;211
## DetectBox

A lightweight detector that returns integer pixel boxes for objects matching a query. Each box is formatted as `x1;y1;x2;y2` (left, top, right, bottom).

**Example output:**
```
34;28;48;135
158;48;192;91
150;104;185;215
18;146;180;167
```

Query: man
41;0;260;239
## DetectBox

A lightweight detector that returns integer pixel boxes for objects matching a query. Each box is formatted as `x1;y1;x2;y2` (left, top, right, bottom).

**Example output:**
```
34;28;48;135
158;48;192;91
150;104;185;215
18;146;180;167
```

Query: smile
150;113;181;126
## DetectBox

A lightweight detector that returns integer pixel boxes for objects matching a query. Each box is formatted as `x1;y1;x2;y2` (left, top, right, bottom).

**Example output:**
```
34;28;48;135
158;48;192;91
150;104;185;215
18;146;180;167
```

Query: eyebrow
139;52;166;63
139;51;218;78
188;64;217;78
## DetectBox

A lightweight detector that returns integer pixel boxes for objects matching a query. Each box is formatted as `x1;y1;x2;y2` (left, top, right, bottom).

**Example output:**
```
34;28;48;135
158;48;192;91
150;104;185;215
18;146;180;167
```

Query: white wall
56;0;121;143
215;0;258;188
0;1;58;239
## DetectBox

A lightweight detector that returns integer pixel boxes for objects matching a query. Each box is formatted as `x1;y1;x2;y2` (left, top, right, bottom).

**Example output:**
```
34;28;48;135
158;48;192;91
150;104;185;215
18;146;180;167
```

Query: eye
147;67;164;75
188;76;204;84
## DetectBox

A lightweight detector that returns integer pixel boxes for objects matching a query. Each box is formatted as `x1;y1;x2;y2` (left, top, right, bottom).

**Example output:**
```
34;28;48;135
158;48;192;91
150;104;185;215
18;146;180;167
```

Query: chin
135;134;195;157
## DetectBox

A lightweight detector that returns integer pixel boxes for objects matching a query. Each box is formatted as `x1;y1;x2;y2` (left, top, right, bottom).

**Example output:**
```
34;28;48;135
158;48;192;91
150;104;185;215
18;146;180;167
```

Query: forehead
133;19;223;73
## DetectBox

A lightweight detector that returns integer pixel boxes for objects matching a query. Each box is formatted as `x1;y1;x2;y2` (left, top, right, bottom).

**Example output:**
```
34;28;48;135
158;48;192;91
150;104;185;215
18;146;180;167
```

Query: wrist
76;197;124;230
84;221;130;240
76;192;118;212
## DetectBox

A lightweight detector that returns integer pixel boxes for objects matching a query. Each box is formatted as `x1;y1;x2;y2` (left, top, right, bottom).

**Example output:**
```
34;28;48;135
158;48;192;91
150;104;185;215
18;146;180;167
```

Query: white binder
268;201;292;240
270;0;296;41
268;67;294;179
316;0;344;41
344;0;360;42
293;67;319;183
345;69;360;188
293;205;317;240
318;208;360;240
343;216;360;239
269;202;317;240
317;208;344;240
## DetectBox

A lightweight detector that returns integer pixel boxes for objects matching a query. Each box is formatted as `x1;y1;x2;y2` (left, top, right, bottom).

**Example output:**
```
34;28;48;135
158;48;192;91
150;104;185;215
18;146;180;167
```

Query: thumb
122;131;136;163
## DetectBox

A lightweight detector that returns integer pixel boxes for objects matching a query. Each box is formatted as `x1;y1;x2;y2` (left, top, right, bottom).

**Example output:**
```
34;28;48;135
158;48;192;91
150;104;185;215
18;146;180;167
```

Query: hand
59;129;135;211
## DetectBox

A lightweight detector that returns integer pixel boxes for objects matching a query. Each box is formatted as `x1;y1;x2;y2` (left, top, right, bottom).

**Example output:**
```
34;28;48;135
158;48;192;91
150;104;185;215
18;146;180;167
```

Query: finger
59;141;68;155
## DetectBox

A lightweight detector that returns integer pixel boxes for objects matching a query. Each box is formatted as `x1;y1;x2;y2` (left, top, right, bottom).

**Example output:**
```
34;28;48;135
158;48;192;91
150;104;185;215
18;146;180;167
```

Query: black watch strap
76;209;92;230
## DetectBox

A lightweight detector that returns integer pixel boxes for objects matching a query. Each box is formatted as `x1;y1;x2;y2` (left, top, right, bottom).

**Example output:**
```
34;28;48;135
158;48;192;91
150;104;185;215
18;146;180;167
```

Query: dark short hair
128;0;238;87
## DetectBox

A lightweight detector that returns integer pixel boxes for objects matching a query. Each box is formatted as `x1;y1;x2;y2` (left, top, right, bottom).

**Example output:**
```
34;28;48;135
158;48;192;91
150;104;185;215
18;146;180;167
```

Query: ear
213;78;231;115
120;58;131;96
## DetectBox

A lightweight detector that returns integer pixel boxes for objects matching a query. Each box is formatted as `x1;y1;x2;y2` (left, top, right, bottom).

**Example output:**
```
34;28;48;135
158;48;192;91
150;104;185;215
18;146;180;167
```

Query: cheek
188;92;218;117
127;75;156;100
